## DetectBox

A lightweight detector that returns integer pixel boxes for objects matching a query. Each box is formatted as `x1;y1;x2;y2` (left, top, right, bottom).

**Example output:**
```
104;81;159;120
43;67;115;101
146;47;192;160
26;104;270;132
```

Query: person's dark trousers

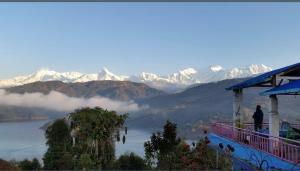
254;122;262;131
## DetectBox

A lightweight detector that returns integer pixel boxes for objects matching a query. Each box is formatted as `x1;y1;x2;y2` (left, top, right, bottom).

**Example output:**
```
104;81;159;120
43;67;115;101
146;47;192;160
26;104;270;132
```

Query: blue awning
260;80;300;96
226;62;300;91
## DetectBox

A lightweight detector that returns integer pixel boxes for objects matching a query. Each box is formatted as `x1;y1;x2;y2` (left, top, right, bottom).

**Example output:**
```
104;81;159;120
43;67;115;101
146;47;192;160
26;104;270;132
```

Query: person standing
253;105;264;131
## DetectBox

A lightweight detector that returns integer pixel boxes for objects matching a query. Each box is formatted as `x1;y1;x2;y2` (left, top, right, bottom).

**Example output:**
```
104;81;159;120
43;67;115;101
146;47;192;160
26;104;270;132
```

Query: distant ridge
0;64;272;91
5;80;164;101
0;80;164;121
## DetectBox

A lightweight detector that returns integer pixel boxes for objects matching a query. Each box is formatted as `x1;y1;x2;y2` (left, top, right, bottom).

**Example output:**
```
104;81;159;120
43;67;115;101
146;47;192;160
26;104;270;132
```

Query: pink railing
211;122;300;164
218;122;300;131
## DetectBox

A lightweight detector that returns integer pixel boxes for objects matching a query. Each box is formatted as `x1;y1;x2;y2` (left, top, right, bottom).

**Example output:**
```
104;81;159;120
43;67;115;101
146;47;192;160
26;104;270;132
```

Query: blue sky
0;3;300;79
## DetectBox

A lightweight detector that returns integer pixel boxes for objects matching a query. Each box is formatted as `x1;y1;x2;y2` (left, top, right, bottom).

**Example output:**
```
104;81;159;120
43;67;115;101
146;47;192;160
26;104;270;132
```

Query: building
209;62;300;170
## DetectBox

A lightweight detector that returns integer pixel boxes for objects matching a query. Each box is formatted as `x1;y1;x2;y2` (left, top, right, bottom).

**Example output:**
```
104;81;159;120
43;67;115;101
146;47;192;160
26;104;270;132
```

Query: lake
0;120;151;161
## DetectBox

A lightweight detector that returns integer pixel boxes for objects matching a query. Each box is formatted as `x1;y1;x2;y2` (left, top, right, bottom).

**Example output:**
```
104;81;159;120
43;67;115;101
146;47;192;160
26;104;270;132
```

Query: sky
0;3;300;79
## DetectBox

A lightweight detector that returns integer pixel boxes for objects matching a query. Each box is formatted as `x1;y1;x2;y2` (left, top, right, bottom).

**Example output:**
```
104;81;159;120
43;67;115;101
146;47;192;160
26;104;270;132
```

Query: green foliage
189;140;216;169
17;158;41;170
144;120;232;170
43;119;73;170
42;107;128;170
114;152;148;170
45;119;72;149
70;107;128;170
31;158;41;170
144;120;181;170
57;153;74;170
78;154;93;170
41;107;231;170
176;135;232;170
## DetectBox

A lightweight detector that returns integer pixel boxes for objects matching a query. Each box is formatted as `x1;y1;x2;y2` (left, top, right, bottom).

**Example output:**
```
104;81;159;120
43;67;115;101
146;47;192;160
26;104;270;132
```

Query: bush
115;153;147;170
18;158;41;170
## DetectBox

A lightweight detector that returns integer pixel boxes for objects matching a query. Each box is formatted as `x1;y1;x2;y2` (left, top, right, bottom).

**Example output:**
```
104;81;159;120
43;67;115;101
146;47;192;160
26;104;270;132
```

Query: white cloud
0;90;145;113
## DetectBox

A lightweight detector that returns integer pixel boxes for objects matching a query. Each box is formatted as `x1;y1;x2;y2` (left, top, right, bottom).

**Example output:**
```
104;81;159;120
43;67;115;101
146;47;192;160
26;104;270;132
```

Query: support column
269;95;279;138
233;89;243;127
269;75;279;138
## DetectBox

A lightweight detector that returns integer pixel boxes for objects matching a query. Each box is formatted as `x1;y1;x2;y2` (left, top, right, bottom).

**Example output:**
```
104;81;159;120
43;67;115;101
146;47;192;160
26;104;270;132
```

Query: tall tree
43;119;73;170
144;120;180;170
70;107;127;170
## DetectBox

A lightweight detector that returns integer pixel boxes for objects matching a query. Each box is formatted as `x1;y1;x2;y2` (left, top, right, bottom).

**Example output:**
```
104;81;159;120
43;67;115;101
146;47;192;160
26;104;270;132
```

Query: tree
42;107;127;170
144;120;181;170
78;154;93;170
43;119;73;170
56;153;74;170
70;107;128;170
144;121;232;170
18;158;41;170
180;139;222;170
31;158;41;170
114;153;147;170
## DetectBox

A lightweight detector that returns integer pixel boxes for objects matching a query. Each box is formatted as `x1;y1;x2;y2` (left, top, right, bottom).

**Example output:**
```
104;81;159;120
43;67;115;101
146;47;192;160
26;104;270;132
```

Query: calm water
0;120;151;161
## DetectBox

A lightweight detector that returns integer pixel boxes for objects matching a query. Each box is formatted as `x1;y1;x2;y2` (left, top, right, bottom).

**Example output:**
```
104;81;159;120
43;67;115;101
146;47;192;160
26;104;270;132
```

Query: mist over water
0;90;146;113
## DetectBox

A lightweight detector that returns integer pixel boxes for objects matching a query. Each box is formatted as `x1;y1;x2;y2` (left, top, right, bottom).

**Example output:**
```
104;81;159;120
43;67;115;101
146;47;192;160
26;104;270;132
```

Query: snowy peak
140;72;159;81
30;69;84;82
209;65;223;72
34;68;53;76
225;64;272;79
0;64;272;91
179;68;197;75
248;64;272;74
101;67;114;76
32;68;58;79
98;67;128;81
167;68;199;85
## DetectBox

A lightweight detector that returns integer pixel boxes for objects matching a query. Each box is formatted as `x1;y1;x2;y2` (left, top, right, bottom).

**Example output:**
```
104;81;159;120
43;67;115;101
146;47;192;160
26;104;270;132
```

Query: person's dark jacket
253;109;264;124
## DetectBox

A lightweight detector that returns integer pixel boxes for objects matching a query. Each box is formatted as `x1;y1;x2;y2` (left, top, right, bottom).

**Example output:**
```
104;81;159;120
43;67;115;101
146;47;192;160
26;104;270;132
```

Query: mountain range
3;64;294;139
1;77;300;139
0;64;272;92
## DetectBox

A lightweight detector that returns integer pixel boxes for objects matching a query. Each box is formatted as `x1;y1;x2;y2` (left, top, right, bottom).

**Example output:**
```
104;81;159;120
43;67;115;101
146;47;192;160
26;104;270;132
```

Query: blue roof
260;80;300;96
226;62;300;91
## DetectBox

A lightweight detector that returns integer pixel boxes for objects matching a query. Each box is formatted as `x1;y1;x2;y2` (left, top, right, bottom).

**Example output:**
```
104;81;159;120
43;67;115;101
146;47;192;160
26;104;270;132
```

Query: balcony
211;122;300;164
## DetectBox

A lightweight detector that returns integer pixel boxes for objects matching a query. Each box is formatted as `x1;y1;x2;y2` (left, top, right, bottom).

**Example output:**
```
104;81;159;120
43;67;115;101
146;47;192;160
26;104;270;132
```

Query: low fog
0;89;145;113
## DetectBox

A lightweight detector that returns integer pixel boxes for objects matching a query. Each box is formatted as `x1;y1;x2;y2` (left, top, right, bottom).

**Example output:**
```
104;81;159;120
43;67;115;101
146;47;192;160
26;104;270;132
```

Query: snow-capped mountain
97;67;128;81
197;64;272;83
132;64;272;91
0;64;272;91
